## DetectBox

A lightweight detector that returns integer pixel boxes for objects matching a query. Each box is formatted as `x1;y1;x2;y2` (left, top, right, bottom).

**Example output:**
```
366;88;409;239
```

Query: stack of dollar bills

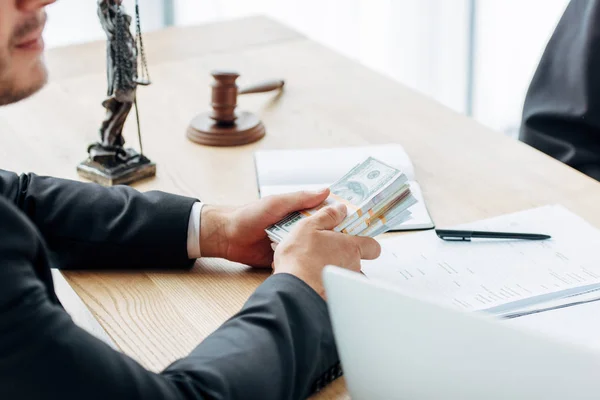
266;157;417;243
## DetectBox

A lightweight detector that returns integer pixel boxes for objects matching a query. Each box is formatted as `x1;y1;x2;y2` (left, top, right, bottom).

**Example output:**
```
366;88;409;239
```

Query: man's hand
273;203;381;298
199;188;331;267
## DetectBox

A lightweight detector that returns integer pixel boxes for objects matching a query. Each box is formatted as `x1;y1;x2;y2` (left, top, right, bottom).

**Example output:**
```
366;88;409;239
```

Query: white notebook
254;144;434;231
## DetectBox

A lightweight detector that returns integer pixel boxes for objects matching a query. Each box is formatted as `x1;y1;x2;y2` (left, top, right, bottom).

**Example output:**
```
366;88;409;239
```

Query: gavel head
209;70;240;125
188;71;283;146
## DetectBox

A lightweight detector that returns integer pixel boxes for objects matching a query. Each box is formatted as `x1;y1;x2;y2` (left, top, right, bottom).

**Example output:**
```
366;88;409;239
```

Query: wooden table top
2;15;600;399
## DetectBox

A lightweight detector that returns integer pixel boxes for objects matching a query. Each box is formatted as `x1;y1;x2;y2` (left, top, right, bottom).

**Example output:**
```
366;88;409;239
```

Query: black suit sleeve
520;0;600;181
0;199;340;400
0;169;197;269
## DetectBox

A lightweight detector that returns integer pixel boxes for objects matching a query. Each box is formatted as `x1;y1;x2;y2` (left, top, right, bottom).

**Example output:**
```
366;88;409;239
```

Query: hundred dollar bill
358;210;413;237
266;198;334;243
266;157;406;242
340;184;411;235
267;231;282;243
344;189;414;236
357;195;418;237
333;164;409;232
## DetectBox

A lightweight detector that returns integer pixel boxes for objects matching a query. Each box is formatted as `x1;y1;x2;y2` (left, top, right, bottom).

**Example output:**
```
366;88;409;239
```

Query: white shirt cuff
187;202;204;259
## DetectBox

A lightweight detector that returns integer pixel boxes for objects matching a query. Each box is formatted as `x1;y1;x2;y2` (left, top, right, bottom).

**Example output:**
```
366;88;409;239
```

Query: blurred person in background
521;0;600;181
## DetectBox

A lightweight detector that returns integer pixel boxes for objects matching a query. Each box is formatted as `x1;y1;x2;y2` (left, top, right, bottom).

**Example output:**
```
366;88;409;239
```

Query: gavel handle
238;80;285;95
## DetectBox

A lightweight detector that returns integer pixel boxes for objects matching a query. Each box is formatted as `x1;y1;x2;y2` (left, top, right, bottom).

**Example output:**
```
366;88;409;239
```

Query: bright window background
43;0;570;135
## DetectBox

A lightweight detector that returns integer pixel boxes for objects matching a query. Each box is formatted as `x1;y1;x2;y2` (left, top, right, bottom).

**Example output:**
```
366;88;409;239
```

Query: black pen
435;229;551;242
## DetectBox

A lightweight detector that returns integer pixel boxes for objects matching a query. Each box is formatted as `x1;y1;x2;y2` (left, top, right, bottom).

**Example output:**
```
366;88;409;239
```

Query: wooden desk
2;16;600;399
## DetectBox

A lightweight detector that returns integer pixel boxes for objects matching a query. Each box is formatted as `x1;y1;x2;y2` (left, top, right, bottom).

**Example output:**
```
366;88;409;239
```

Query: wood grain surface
1;15;599;399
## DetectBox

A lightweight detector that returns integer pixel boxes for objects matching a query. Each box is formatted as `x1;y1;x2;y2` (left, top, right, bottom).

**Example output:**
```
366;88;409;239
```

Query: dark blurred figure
521;0;600;181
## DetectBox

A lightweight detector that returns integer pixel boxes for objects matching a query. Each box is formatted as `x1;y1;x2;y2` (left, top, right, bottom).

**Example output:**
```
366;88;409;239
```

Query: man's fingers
307;203;347;230
267;188;330;217
298;188;330;209
350;236;382;260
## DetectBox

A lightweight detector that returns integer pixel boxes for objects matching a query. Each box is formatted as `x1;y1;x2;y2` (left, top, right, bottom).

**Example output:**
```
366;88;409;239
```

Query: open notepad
362;205;600;318
254;145;434;231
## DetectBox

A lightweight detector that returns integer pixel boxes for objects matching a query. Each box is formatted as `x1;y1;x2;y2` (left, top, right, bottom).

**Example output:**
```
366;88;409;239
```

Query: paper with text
362;205;600;314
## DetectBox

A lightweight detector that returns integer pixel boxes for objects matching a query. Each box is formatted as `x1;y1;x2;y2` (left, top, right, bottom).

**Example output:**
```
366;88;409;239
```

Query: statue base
77;147;156;186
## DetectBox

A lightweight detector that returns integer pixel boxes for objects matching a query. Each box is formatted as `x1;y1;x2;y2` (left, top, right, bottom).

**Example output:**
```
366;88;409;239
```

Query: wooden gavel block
186;71;285;146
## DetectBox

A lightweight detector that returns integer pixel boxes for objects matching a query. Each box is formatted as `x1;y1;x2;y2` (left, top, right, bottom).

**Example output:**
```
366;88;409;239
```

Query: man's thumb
267;188;330;218
308;203;347;230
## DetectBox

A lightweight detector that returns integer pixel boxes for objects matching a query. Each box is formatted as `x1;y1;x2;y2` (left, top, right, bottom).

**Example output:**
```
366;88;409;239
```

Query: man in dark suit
521;0;600;181
0;1;382;399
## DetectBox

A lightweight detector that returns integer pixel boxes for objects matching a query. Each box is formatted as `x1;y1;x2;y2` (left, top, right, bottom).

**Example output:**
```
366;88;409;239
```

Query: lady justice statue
77;0;155;186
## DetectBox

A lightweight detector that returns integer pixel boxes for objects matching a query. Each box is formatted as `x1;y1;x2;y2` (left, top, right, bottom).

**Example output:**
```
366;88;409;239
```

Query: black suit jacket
521;0;600;181
0;170;340;399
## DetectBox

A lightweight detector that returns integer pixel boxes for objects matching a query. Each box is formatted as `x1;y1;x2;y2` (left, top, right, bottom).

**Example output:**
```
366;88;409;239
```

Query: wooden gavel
186;71;285;146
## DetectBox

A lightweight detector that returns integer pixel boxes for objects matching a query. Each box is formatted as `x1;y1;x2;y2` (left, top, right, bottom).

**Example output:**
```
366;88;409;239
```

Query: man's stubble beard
0;52;48;106
0;11;49;106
